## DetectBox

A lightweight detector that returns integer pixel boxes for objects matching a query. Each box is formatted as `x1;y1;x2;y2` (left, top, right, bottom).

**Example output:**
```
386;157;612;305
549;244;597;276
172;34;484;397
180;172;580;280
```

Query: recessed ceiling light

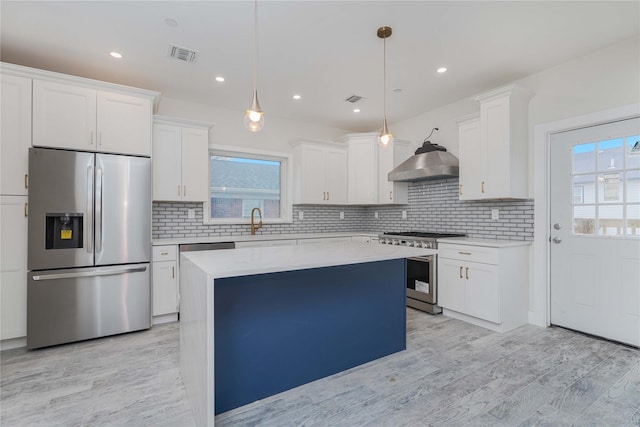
164;18;178;27
437;67;447;73
110;52;123;59
215;76;225;82
353;109;360;113
293;94;301;100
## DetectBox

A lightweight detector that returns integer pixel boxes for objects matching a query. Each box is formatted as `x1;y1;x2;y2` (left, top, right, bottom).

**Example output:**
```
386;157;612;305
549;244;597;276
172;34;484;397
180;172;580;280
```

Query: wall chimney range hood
387;139;459;182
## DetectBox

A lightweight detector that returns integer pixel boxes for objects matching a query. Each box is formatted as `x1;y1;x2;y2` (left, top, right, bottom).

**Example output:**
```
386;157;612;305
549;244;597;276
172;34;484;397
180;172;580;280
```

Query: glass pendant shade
378;119;393;147
244;89;264;132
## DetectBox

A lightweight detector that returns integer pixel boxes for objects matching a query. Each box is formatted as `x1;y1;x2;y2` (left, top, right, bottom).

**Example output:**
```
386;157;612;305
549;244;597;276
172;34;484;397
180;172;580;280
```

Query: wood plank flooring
1;309;638;426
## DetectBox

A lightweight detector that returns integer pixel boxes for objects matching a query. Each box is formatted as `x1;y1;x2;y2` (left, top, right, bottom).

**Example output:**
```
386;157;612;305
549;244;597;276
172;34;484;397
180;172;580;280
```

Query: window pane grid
571;135;639;237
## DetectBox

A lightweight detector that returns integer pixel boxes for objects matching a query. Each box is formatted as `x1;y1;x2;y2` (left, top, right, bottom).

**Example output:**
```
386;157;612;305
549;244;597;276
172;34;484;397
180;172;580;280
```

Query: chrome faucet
250;207;263;235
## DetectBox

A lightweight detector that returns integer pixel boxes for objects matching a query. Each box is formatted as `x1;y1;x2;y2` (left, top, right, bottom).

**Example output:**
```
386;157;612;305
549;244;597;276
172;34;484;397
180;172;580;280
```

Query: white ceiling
1;1;638;132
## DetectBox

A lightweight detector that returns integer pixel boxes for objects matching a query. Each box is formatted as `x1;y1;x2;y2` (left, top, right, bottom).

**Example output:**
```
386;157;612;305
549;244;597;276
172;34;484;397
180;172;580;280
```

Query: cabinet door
464;262;500;323
152;124;182;201
348;137;377;204
378;141;410;204
458;117;483;200
482;96;510;198
97;91;152;156
0;195;28;339
33;80;96;150
438;258;466;313
180;127;209;202
152;260;178;316
324;147;347;204
300;145;326;203
1;74;31;196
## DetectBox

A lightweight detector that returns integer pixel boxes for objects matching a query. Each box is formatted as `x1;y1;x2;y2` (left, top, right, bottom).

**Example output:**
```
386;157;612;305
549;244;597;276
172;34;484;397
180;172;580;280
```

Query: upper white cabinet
1;74;31;196
341;133;410;205
153;116;212;202
291;141;347;204
345;134;377;205
378;139;410;204
458;84;531;200
33;79;153;156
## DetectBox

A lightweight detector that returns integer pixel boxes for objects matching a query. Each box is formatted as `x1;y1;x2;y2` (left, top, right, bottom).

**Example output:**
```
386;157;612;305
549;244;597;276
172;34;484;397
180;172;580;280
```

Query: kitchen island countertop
181;241;437;279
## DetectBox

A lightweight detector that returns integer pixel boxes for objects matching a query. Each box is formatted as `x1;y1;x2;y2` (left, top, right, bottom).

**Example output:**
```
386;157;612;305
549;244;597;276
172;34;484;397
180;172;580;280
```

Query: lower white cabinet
438;241;529;333
152;245;178;318
0;195;28;340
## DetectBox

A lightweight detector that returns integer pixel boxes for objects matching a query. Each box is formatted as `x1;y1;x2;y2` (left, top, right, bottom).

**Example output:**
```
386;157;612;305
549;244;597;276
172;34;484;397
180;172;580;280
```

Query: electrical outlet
374;211;379;219
340;211;344;219
187;209;195;219
298;211;304;220
491;209;499;220
402;210;407;219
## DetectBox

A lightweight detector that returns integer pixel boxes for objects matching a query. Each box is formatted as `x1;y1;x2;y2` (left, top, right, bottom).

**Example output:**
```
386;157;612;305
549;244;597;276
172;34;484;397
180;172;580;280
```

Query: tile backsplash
153;178;533;241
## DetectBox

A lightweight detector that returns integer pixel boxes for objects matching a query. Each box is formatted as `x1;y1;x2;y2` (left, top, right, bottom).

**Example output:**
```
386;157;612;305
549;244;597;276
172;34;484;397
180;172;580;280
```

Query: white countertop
437;237;532;248
181;241;437;279
154;232;379;246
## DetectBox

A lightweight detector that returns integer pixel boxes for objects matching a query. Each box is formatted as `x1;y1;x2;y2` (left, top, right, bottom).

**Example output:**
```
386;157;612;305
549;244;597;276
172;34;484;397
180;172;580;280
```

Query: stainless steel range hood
388;141;459;182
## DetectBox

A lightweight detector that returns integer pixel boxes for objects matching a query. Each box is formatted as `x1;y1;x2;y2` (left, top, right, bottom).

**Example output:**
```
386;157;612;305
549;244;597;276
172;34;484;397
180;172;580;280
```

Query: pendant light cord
253;0;258;93
383;36;387;120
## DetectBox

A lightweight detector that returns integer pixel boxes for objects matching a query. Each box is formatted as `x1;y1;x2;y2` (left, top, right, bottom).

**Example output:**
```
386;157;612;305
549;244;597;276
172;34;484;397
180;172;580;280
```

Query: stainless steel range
378;231;466;314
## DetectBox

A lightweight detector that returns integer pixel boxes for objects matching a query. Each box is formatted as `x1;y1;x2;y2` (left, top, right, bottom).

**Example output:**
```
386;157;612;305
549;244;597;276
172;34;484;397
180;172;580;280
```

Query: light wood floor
2;309;639;426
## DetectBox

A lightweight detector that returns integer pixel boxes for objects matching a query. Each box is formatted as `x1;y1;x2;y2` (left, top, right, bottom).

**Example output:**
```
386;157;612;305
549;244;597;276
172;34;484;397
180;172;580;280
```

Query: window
571;134;640;237
204;146;292;224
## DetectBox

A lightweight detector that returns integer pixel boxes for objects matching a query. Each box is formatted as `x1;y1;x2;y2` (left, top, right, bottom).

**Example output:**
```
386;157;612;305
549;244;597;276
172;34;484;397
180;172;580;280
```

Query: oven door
406;255;441;314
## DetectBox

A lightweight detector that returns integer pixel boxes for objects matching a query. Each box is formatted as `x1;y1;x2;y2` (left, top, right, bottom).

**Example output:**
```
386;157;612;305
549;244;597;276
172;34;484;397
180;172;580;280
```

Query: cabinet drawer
153;245;177;261
438;243;498;265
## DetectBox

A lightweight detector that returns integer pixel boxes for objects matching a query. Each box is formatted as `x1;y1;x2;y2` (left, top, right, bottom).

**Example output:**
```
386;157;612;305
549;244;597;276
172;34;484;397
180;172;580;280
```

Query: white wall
156;96;351;153
393;36;640;326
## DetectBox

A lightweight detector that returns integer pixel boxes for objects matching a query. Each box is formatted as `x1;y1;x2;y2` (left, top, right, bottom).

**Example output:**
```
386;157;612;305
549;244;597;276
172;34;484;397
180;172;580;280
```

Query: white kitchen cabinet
438;241;529;333
378;139;410;204
33;79;153;156
346;134;377;205
458;84;531;200
152;116;212;202
291;141;347;204
152;245;178;318
1;74;32;196
0;195;28;340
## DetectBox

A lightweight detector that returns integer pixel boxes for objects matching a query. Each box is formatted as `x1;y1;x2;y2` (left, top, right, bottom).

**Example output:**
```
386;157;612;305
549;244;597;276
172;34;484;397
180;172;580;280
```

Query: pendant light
377;26;393;147
244;0;264;132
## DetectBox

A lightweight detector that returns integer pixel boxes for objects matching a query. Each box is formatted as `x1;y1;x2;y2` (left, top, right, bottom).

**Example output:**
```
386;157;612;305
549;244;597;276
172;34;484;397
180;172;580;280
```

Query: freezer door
95;153;151;266
27;263;151;349
28;148;95;270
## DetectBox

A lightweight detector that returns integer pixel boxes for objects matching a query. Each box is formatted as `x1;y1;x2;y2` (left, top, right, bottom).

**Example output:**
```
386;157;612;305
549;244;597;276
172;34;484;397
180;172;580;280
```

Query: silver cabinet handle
466;267;469;280
178;185;181;196
327;192;329;201
24;203;28;217
553;237;562;244
458;251;471;255
24;174;28;189
172;266;175;279
33;265;147;281
481;181;485;193
459;266;463;279
323;192;326;200
389;191;392;200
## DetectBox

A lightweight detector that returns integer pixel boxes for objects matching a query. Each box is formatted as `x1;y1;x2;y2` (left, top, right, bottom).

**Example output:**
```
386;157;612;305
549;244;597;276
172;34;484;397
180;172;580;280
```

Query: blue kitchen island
179;242;437;426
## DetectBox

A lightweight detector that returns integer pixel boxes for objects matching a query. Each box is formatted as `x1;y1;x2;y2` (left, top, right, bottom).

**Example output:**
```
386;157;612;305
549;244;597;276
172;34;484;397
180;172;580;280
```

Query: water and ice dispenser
45;213;83;249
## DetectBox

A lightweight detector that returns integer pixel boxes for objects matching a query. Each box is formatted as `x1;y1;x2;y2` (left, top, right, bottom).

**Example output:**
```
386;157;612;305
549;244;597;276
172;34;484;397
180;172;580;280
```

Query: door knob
553;223;562;230
552;237;562;244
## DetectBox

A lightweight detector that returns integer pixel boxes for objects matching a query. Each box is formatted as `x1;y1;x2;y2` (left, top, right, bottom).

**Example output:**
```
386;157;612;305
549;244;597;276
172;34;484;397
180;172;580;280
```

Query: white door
180;127;209;202
324;148;347;204
97;91;151;156
550;117;640;346
152;124;182;201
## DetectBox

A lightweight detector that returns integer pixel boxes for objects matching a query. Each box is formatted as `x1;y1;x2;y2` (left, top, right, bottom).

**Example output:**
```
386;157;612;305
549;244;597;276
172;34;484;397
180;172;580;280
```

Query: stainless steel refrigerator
27;147;151;349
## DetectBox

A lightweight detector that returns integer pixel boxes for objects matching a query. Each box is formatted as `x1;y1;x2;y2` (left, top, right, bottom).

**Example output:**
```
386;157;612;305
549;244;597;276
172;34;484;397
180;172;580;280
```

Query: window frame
203;144;293;225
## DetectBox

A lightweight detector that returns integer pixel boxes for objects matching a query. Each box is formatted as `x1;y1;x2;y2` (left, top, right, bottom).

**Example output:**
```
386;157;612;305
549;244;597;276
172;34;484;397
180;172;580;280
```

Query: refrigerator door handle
95;166;103;254
32;265;148;281
87;164;94;254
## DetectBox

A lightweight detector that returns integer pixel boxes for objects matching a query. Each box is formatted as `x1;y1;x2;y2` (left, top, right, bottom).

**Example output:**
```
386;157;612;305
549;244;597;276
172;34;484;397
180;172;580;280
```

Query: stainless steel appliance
27;147;151;349
378;231;466;314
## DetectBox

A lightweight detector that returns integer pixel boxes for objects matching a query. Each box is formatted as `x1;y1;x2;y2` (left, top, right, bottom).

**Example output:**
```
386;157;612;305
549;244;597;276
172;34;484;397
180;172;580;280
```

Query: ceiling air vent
345;95;363;103
169;45;198;63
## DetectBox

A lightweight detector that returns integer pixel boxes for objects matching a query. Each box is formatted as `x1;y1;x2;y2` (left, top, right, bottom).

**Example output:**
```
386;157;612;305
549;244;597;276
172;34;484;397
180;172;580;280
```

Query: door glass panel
597;172;622;203
626;135;640;169
597;138;623;171
573;174;595;203
598;204;623;236
627;170;640;203
573;142;595;173
573;205;595;235
627;204;640;236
